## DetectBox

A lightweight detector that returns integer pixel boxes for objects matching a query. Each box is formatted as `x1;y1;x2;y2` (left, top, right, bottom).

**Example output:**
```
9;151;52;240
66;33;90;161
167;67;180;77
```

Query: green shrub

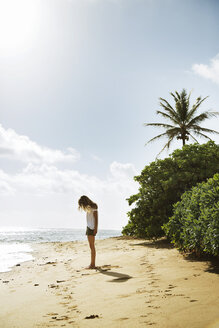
122;141;219;239
163;174;219;256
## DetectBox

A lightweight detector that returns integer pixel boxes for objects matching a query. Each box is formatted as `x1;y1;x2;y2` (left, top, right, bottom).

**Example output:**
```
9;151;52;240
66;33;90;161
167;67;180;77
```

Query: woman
78;195;98;269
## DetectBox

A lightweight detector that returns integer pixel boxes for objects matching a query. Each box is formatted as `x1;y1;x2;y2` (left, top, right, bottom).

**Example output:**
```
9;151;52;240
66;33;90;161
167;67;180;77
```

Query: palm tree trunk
182;138;185;146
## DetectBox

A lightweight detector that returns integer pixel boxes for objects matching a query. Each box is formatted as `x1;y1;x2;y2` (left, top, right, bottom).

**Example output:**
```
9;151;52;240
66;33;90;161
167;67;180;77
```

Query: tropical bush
163;174;219;256
122;141;219;239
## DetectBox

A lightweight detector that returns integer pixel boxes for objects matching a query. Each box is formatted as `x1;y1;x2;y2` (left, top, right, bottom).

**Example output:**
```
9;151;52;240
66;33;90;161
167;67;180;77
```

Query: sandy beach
0;237;219;328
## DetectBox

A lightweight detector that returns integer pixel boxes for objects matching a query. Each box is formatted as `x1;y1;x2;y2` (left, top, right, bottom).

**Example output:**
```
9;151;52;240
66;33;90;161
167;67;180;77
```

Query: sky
0;0;219;230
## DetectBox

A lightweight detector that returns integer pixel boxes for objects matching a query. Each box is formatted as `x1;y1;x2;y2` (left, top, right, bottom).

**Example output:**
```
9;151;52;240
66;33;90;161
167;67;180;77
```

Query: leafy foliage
163;174;219;256
122;141;219;239
145;89;219;155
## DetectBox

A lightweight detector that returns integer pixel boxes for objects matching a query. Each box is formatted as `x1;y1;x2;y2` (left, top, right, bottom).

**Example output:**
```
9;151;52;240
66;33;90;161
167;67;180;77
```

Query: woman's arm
93;210;98;236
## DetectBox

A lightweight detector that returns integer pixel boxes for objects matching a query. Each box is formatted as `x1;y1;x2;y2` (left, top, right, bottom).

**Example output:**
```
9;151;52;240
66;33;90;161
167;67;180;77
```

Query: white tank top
86;208;98;229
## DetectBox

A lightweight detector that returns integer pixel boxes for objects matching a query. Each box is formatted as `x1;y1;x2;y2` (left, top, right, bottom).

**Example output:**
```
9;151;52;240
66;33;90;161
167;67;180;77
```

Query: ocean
0;227;121;273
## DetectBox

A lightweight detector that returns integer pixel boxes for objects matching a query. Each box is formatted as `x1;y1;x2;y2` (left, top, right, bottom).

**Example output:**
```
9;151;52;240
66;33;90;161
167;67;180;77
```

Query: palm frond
175;91;181;100
156;136;175;157
144;123;175;129
186;96;209;121
192;131;212;140
159;100;180;122
187;111;218;127
145;131;170;145
165;127;182;141
159;98;175;112
186;90;192;110
181;90;189;121
171;90;189;122
188;133;199;143
156;110;179;124
175;99;182;118
191;125;219;135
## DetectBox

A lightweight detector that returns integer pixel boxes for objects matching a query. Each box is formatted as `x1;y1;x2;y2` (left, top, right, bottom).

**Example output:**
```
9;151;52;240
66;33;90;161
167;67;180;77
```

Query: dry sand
0;237;219;328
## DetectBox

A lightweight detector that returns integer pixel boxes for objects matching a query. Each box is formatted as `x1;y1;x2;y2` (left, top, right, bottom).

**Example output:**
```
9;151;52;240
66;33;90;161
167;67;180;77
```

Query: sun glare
0;0;40;54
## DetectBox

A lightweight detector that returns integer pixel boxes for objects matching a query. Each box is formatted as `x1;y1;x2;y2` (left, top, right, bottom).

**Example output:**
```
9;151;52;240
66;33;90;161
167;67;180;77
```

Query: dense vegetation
122;141;219;239
163;174;219;256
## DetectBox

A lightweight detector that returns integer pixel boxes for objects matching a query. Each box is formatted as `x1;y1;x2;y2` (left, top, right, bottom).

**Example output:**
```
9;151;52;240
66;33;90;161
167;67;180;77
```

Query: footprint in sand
68;305;77;309
140;262;148;266
152;306;160;309
57;280;66;283
148;281;156;285
174;294;185;297
149;271;156;278
151;294;160;298
136;288;148;294
85;314;100;319
118;294;130;298
48;284;59;289
146;322;156;326
51;315;69;321
164;293;172;296
60;301;70;306
63;295;72;300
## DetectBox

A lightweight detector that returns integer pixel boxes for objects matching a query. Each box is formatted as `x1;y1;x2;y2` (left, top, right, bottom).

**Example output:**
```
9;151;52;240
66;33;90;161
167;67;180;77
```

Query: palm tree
145;89;219;155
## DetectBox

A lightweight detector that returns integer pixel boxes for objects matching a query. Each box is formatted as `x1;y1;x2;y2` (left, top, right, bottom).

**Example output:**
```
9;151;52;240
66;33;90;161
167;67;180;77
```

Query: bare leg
87;235;96;268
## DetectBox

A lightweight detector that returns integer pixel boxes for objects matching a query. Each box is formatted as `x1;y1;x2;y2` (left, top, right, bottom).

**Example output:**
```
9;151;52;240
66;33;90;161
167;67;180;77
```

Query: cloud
90;154;103;162
0;161;137;196
110;161;137;180
0;124;80;164
192;54;219;84
0;124;139;229
0;162;138;229
0;170;15;195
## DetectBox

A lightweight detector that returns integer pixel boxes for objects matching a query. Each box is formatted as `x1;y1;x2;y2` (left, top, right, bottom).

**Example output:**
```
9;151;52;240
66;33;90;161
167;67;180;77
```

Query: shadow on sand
128;237;219;275
183;253;219;274
129;237;174;250
96;267;132;283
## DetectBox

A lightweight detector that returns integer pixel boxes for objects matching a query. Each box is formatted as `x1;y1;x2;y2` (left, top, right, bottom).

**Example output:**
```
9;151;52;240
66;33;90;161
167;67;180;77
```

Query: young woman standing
78;195;98;269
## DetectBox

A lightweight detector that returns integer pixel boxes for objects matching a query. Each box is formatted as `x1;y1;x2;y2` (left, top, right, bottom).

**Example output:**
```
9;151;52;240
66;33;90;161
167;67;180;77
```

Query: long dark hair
78;195;98;212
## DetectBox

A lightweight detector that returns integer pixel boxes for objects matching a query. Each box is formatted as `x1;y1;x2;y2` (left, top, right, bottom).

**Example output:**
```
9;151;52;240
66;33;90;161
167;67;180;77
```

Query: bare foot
85;265;96;269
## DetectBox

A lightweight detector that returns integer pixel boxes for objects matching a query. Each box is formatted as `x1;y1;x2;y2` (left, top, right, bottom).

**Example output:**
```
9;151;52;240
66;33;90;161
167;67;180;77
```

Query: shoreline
0;237;219;327
0;231;122;274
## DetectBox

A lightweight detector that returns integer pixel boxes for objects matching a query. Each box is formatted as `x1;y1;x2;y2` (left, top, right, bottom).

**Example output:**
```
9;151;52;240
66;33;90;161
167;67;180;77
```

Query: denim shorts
86;226;95;236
